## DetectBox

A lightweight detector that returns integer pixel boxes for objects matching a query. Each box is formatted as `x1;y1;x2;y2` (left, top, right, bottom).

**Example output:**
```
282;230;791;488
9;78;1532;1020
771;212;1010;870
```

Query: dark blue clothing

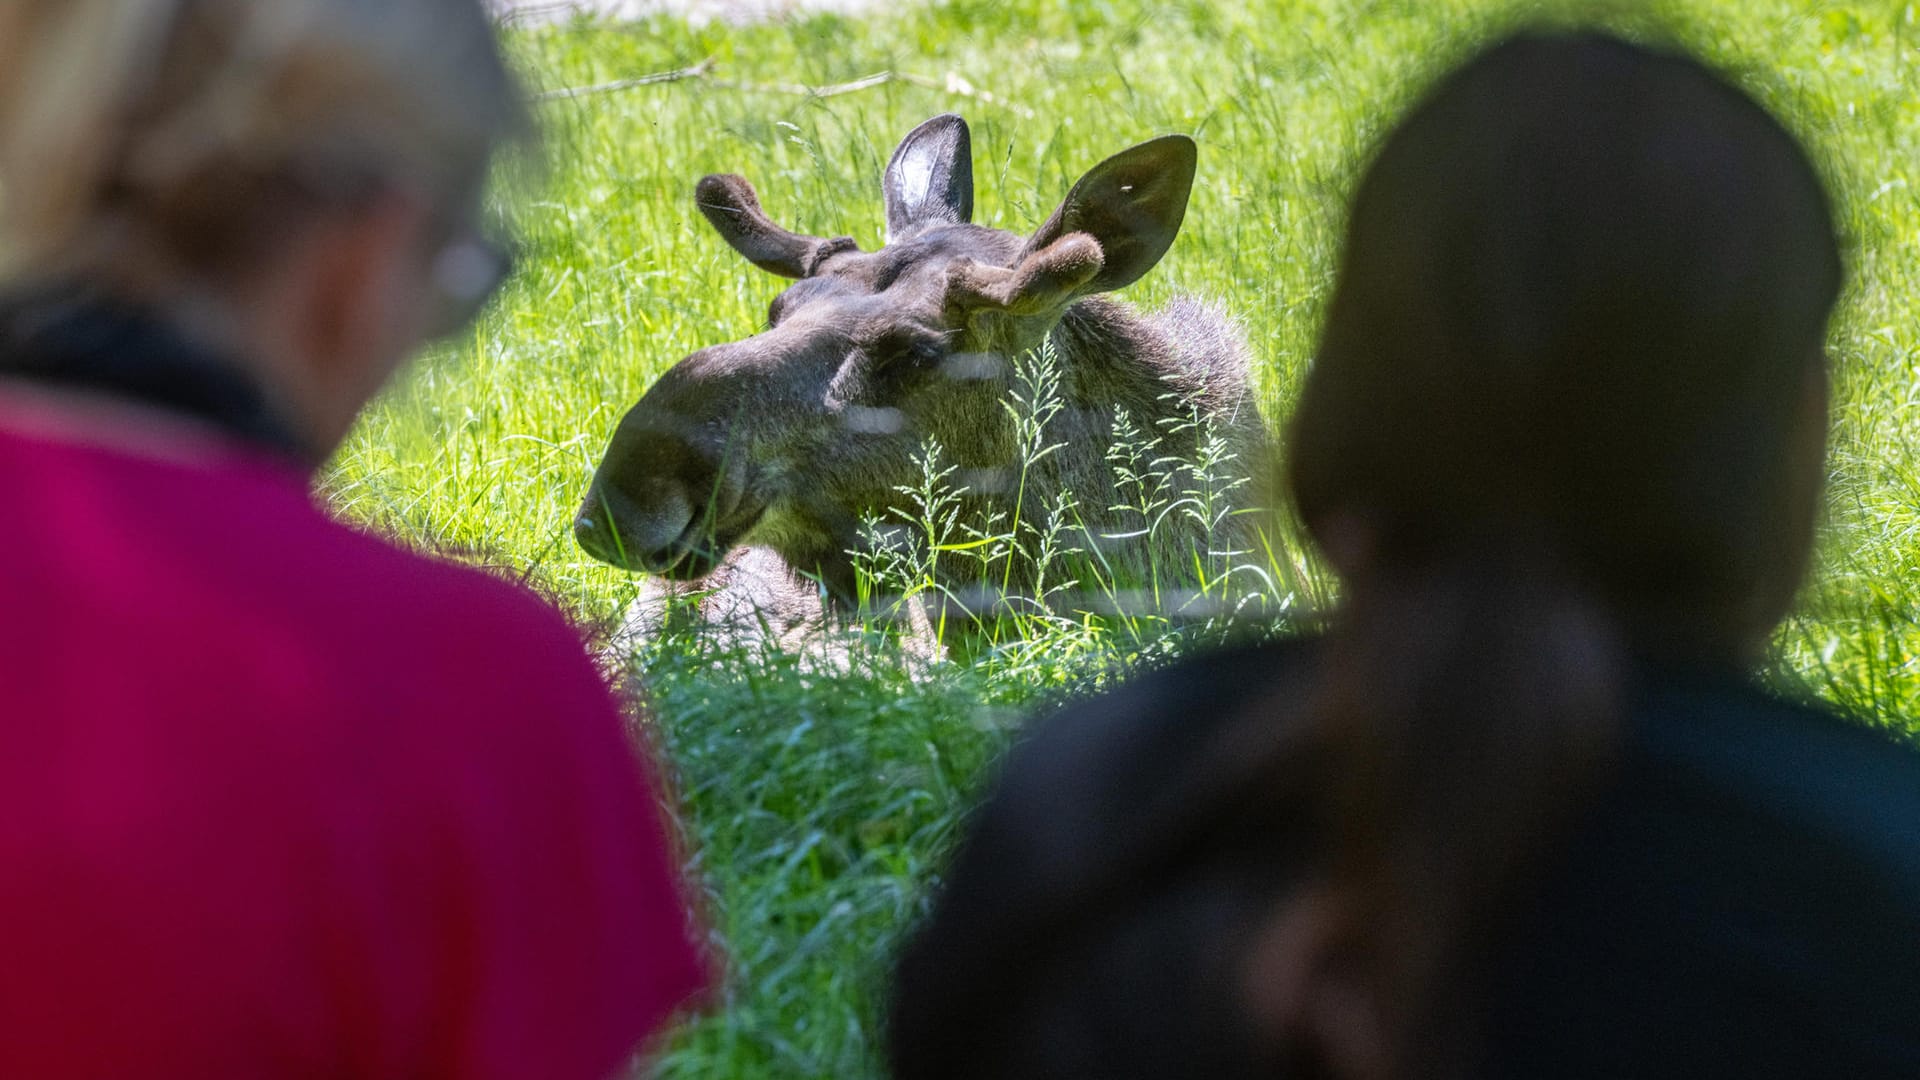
1484;665;1920;1076
890;640;1920;1078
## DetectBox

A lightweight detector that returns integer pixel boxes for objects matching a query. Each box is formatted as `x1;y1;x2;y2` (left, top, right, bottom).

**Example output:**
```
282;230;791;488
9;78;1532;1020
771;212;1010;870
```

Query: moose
576;114;1271;642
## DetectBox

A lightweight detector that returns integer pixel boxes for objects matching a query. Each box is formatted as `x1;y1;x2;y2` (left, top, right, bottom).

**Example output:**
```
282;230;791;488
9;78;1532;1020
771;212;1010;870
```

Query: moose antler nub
695;174;859;279
944;232;1106;316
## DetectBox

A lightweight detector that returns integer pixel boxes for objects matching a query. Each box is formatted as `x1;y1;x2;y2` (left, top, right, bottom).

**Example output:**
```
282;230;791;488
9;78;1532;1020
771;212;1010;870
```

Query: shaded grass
322;1;1920;1074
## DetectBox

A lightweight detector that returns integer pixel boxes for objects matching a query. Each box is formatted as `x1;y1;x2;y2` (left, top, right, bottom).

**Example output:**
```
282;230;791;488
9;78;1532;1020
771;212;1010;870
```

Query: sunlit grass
324;1;1920;1073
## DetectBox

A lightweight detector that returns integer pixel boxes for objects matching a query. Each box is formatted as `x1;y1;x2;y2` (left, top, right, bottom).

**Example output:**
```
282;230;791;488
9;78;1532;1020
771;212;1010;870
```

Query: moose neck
924;293;1263;600
1047;297;1212;417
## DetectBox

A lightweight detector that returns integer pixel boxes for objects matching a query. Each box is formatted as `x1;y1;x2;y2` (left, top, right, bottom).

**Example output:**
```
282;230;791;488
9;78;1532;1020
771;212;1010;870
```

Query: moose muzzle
575;414;748;580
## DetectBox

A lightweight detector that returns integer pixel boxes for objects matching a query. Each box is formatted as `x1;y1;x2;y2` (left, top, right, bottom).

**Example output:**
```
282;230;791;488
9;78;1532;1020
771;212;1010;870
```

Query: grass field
324;1;1920;1074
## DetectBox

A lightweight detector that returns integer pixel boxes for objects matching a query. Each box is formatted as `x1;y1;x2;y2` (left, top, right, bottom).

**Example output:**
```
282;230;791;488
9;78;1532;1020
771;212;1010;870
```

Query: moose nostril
574;480;698;571
574;511;612;562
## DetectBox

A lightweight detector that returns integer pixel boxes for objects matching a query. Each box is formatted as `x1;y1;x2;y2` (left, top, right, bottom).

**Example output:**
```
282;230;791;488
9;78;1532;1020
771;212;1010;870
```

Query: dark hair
1266;29;1842;1075
888;29;1844;1080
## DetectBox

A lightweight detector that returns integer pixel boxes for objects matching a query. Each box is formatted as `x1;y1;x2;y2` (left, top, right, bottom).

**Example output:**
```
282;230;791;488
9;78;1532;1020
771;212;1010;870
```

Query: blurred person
0;2;709;1077
890;31;1920;1080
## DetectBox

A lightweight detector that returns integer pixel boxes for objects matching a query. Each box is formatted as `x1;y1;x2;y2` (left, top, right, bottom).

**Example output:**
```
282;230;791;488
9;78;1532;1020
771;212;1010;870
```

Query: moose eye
767;285;811;328
868;328;946;369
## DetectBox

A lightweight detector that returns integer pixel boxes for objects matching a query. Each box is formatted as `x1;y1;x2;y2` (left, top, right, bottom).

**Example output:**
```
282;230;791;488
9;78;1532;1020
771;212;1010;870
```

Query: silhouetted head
891;31;1849;1080
575;115;1197;589
1290;31;1842;661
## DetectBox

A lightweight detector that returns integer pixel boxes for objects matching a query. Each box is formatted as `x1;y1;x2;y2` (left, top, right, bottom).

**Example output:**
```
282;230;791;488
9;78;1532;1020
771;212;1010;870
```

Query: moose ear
883;114;975;244
1023;134;1196;294
697;173;858;279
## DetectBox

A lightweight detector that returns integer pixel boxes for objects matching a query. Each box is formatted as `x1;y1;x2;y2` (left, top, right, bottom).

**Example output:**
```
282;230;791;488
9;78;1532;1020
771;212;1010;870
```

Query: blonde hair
0;0;528;290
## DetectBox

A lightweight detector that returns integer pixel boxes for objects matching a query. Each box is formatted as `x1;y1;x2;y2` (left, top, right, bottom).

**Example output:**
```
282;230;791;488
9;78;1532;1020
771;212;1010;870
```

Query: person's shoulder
1636;671;1920;892
143;453;597;681
966;635;1321;898
0;418;525;642
1491;674;1920;1071
894;635;1320;1039
301;519;583;654
39;430;612;722
1006;634;1317;787
1015;634;1318;768
297;522;610;722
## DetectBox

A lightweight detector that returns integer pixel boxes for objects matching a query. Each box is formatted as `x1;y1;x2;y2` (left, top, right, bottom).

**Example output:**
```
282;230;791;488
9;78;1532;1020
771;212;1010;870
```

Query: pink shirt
0;388;709;1078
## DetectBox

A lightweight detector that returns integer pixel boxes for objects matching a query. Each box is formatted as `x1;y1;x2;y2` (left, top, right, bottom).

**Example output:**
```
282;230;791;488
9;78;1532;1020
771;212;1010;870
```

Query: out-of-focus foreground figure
891;32;1920;1080
0;2;708;1077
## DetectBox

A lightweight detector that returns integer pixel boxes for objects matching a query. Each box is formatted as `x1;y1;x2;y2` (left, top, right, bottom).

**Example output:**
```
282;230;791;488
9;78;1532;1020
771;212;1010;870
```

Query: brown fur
577;115;1271;633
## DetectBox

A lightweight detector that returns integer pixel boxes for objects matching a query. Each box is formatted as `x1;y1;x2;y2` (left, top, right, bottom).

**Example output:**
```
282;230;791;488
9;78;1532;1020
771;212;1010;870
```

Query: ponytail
1244;540;1623;1077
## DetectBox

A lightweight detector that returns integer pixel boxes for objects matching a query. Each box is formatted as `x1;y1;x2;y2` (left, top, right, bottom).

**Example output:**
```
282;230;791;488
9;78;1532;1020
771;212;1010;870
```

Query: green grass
324;1;1920;1074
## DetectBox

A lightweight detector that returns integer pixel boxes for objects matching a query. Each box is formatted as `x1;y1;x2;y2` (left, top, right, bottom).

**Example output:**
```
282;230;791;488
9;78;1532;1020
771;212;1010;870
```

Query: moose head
576;114;1199;598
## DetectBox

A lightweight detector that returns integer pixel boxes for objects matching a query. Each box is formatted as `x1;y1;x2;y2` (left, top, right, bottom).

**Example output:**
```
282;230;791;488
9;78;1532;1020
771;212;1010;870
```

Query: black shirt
0;286;307;462
890;639;1920;1078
